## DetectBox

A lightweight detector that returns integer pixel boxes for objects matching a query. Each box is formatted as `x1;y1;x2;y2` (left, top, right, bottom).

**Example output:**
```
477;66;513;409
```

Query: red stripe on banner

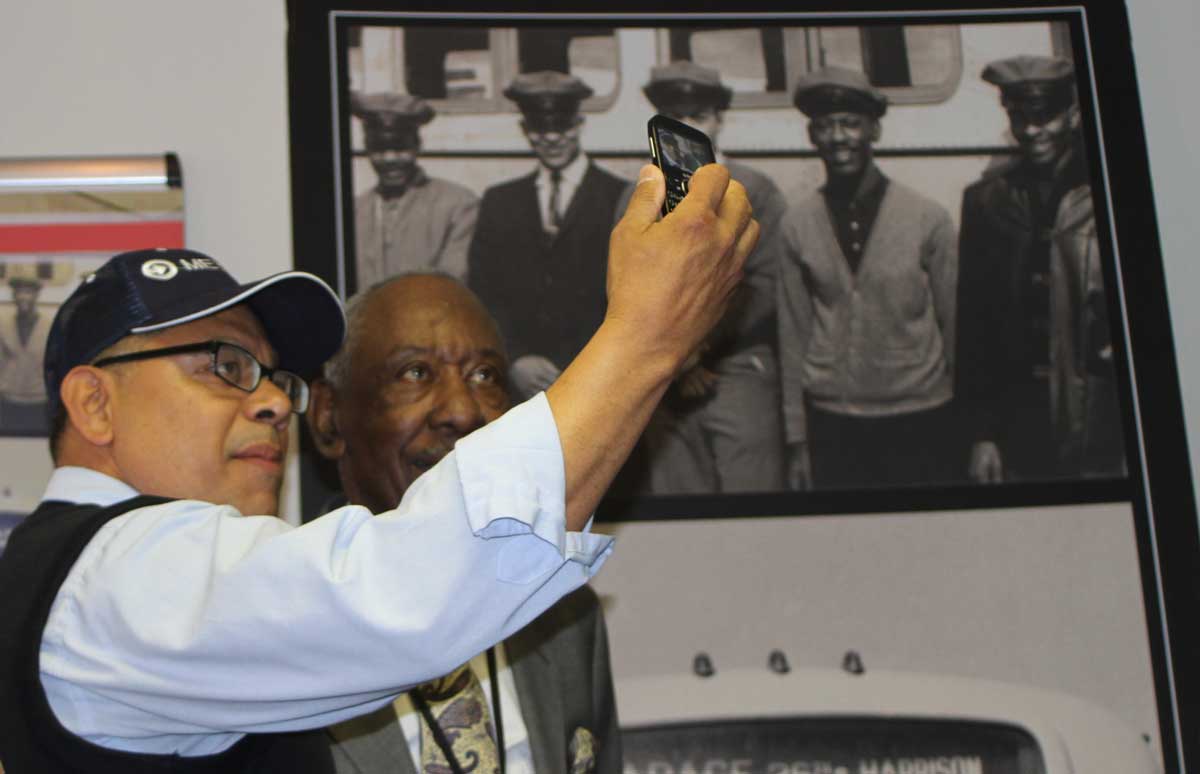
0;221;185;253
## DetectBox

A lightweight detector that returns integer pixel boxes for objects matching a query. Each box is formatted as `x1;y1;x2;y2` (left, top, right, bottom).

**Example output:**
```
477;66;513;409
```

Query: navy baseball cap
44;248;346;419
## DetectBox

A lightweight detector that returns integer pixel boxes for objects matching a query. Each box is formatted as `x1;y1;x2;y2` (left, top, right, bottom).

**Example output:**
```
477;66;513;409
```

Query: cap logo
141;255;222;281
142;259;178;281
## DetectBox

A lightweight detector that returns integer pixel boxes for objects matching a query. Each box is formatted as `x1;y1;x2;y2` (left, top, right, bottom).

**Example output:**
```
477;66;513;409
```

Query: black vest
0;496;334;773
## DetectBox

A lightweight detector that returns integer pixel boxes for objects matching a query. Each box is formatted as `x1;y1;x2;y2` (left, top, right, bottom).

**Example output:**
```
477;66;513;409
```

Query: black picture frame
287;3;1200;770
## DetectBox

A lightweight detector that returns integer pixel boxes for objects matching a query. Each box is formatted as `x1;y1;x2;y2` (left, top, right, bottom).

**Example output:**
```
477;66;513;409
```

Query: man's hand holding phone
606;163;757;375
544;161;757;529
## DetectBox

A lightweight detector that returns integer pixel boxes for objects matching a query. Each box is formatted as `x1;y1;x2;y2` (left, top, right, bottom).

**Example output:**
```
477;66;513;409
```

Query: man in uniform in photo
467;71;628;401
957;55;1125;482
351;93;479;287
307;273;620;774
0;275;51;434
777;66;958;490
615;61;787;493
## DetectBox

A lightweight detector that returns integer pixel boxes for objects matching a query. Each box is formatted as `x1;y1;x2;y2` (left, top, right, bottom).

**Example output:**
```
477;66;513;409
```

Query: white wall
1126;0;1200;487
2;2;292;265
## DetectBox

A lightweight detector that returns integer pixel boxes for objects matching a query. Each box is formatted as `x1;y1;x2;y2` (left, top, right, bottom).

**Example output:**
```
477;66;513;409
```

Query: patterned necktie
414;663;501;774
547;168;564;234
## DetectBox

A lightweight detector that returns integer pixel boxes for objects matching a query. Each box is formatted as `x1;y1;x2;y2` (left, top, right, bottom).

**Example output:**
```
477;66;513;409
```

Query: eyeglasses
92;340;310;414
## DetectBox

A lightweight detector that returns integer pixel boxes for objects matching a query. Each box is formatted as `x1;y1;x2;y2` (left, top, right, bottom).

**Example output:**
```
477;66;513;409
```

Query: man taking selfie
0;161;757;772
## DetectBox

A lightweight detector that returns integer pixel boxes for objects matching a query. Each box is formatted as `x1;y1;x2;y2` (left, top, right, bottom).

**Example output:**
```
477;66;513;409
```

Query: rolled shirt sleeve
39;392;612;755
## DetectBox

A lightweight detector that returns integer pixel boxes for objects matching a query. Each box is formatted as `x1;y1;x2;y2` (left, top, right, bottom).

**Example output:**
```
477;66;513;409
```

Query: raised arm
546;164;758;529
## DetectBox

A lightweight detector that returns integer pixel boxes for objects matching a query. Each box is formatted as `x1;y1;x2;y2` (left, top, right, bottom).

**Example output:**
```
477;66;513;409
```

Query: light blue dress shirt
35;393;612;757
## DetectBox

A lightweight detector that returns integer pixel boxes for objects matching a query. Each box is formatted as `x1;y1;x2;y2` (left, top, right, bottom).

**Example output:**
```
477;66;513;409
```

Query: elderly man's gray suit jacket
327;586;621;774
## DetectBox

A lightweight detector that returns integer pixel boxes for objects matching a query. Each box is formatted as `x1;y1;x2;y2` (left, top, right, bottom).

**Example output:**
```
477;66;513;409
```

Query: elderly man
351;92;479;286
0;276;51;434
468;71;628;400
307;274;620;774
614;61;787;494
0;160;758;771
957;55;1125;482
777;66;958;490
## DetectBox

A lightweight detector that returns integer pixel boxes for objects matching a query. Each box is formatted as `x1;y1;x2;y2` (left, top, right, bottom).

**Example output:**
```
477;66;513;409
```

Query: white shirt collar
536;151;589;189
42;466;141;507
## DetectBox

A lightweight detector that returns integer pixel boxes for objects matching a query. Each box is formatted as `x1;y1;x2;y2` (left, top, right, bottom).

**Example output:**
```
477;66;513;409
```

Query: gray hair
321;270;459;392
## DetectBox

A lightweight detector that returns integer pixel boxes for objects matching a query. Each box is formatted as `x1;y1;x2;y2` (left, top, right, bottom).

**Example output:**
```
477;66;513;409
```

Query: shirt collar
537;152;589;188
42;466;141;507
821;162;886;205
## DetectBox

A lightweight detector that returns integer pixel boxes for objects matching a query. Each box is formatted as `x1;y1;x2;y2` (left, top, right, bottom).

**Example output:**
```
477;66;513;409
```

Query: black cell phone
647;114;717;216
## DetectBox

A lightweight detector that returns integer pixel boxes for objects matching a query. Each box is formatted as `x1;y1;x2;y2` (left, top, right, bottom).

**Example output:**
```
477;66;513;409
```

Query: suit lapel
328;702;418;774
508;631;564;774
982;173;1034;238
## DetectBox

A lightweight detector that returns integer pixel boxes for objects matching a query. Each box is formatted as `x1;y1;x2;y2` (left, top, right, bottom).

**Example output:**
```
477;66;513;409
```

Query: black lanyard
411;647;506;774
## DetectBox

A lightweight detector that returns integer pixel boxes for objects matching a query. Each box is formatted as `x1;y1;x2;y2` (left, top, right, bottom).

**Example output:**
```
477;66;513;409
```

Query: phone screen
655;126;712;177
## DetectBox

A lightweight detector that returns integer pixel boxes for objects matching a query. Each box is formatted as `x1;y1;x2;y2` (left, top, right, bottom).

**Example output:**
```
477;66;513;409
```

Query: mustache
410;444;454;469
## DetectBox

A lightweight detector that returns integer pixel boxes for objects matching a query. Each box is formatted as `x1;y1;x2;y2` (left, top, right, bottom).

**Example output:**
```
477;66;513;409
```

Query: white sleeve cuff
454;392;612;582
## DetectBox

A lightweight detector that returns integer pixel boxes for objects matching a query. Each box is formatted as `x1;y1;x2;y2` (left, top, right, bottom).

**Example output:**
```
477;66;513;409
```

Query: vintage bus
341;17;1079;237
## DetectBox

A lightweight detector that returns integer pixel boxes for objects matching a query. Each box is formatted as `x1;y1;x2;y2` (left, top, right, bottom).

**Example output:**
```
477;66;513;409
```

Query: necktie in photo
547;169;563;235
414;664;501;774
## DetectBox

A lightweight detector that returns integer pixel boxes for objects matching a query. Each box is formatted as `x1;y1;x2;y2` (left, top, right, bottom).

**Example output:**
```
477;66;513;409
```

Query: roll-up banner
0;154;183;523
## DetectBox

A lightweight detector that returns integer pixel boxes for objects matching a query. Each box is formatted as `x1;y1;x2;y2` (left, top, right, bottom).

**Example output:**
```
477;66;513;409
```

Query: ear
306;378;345;460
869;118;882;143
60;366;116;448
806;121;819;147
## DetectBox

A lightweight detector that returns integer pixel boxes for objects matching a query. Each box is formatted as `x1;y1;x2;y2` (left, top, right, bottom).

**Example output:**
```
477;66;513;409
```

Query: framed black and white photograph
289;7;1143;517
287;4;1200;772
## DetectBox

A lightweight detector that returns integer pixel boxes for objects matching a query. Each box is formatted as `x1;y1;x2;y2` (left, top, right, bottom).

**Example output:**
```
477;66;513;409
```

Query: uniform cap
503;71;593;115
643;61;733;113
982;55;1076;114
981;55;1074;88
44;248;346;420
792;66;887;119
2;262;50;287
351;92;435;137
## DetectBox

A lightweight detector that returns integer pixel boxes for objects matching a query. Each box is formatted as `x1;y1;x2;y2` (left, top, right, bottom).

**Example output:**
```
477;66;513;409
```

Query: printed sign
623;718;1042;774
